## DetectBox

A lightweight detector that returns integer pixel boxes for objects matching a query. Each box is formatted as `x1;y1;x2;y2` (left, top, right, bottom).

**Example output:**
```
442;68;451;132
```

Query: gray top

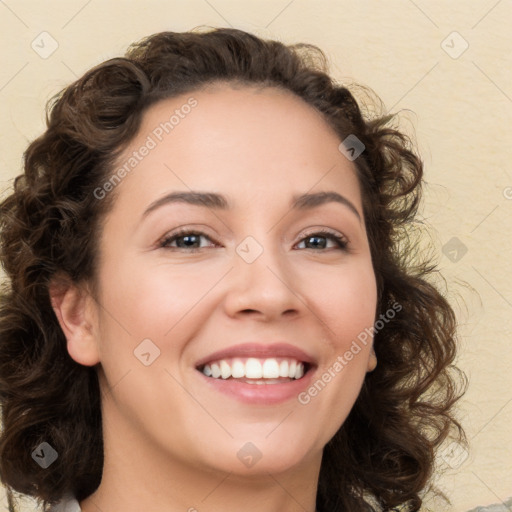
47;493;81;512
465;497;512;512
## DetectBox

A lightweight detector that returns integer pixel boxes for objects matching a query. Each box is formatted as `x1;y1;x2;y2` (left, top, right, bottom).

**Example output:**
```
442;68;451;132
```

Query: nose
222;237;303;322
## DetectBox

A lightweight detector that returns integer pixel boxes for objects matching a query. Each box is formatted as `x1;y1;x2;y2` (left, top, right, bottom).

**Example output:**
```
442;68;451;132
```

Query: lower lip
196;367;316;405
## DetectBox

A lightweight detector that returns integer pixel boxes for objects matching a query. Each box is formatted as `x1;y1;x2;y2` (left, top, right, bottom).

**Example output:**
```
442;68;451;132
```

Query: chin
197;436;318;477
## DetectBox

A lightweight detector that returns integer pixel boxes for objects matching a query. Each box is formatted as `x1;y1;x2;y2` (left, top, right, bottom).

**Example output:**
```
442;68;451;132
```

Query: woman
0;27;466;511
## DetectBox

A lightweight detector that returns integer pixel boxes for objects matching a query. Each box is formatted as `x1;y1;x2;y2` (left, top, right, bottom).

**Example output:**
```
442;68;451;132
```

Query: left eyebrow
291;191;362;222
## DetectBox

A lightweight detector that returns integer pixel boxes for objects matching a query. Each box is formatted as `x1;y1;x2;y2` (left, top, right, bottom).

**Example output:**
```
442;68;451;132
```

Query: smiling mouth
196;356;312;384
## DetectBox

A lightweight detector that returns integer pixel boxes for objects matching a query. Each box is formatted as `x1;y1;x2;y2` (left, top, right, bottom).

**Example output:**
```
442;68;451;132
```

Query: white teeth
220;360;231;379
245;379;282;385
201;357;307;381
211;363;221;379
231;359;245;378
288;360;297;379
262;359;280;378
245;358;263;379
279;360;289;377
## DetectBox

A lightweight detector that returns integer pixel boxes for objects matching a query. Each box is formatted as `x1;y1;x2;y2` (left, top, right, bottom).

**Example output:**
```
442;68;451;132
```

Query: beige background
0;1;511;511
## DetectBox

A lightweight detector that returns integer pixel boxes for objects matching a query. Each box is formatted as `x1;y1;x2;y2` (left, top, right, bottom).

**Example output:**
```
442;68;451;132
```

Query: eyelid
295;226;350;245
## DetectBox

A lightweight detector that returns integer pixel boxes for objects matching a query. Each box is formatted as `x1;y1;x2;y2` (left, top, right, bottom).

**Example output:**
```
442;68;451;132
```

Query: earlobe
367;347;377;372
49;275;100;366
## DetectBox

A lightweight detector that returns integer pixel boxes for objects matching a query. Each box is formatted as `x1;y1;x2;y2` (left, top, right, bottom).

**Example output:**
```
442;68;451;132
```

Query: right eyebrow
142;191;231;219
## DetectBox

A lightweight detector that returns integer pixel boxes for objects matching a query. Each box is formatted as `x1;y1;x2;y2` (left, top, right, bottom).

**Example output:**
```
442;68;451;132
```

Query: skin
51;83;378;512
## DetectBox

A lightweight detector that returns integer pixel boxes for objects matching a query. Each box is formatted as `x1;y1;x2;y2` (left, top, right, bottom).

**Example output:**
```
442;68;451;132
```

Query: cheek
303;258;377;347
297;262;376;438
96;255;221;353
92;257;213;405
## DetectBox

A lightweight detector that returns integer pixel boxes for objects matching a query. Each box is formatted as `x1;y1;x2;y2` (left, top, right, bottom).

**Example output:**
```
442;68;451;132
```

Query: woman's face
74;84;377;478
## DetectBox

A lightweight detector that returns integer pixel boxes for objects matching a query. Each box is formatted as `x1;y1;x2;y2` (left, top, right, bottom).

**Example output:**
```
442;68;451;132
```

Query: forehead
110;83;362;214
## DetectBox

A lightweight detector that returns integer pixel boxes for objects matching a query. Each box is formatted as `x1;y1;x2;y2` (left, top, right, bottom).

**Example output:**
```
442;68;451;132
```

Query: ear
366;347;377;372
49;274;100;366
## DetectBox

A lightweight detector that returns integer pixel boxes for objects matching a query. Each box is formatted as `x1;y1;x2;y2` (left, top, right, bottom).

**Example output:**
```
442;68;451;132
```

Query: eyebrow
142;190;361;221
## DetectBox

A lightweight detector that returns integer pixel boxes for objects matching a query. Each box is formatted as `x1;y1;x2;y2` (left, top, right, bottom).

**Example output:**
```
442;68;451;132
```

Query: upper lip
194;342;318;368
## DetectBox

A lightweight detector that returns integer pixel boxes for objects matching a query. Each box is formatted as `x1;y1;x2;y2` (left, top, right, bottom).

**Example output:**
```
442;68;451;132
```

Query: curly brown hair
0;27;466;512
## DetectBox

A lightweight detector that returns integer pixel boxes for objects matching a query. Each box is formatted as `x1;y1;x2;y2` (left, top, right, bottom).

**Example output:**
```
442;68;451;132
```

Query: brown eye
159;229;217;251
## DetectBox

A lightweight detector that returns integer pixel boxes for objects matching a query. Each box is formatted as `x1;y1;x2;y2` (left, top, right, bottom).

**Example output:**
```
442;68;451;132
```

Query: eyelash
158;228;349;252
